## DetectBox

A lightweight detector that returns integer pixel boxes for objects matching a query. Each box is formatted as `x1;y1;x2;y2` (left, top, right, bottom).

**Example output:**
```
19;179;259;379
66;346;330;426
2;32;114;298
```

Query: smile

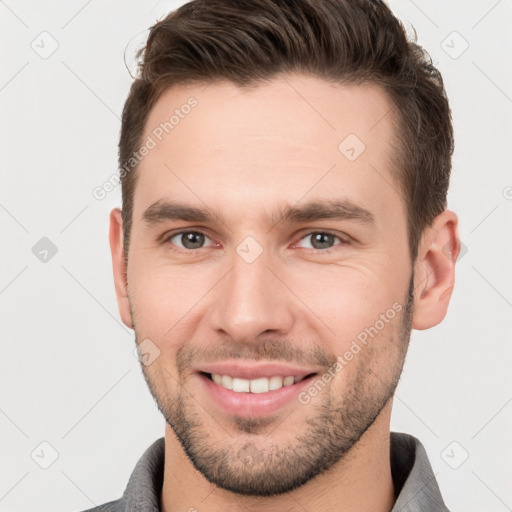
197;370;318;418
208;373;308;393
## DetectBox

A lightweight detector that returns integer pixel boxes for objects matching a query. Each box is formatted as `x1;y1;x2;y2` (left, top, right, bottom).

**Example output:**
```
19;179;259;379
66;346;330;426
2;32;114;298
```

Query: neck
161;403;395;512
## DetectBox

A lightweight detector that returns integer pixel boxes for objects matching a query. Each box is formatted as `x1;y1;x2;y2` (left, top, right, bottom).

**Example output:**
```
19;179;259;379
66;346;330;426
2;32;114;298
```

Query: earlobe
412;209;460;330
109;208;134;329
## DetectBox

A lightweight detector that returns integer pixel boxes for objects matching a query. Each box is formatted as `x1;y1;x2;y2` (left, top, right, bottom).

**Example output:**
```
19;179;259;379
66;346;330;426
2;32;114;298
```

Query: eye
296;231;346;251
166;230;216;250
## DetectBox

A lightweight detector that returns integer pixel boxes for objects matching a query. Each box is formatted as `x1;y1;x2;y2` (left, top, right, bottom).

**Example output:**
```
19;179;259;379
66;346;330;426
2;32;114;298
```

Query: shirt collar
390;432;449;511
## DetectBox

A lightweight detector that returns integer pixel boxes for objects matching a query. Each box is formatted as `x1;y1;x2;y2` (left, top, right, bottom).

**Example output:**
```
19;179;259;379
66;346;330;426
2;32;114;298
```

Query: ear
412;209;460;330
109;208;134;329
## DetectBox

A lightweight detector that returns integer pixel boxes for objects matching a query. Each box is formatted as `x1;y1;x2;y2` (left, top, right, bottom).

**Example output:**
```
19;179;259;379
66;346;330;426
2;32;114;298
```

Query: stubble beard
133;275;415;496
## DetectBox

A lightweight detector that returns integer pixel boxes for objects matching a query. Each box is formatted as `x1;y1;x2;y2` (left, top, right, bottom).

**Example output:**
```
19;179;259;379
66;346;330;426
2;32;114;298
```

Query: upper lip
195;361;319;380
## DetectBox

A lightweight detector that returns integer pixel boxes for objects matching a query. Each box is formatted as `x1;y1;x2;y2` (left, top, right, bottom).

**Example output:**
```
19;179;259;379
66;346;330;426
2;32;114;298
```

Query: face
121;74;416;495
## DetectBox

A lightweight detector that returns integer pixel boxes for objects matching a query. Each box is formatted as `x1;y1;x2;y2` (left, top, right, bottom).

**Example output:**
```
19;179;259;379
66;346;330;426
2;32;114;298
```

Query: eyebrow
142;199;375;228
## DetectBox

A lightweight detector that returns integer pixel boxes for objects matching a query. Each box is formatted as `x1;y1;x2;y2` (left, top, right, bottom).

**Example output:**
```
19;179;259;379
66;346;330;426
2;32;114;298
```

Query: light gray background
1;1;511;511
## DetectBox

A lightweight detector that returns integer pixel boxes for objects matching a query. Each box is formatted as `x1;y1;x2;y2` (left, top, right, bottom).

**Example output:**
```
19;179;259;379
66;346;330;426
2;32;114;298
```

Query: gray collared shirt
80;432;450;511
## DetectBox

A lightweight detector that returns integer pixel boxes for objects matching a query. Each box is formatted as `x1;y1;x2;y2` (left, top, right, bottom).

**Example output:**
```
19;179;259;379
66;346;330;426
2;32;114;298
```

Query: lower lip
197;373;316;418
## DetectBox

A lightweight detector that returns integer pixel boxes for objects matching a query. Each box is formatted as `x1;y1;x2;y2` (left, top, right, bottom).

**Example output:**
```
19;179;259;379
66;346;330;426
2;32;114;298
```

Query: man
85;0;460;510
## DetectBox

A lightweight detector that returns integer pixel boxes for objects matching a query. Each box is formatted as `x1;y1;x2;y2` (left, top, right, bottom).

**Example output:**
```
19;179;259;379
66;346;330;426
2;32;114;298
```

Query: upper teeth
211;374;305;393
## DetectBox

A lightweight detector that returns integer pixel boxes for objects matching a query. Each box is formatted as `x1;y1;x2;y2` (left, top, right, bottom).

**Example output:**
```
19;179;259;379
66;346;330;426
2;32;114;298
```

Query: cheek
289;263;404;343
129;263;211;334
326;309;407;400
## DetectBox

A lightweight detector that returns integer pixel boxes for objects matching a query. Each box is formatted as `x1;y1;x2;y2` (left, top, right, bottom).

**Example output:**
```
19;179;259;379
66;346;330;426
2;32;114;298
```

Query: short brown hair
119;0;453;263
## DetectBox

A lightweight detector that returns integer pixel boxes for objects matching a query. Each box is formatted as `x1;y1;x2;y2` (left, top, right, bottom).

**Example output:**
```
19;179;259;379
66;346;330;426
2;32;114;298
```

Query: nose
208;248;295;343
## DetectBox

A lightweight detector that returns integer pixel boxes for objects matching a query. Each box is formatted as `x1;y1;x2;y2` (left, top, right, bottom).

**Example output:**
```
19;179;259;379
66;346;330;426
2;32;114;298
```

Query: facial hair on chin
132;273;415;496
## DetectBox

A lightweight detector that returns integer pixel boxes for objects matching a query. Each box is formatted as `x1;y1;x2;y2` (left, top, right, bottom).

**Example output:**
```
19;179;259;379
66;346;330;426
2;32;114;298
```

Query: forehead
133;74;402;225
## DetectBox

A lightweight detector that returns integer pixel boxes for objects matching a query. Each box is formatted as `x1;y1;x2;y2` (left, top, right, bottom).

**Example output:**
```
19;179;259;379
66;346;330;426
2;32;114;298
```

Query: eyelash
163;229;349;254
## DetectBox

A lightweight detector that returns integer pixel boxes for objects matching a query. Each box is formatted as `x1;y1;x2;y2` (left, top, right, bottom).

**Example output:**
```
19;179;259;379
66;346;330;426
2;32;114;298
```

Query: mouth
200;371;317;393
197;370;319;418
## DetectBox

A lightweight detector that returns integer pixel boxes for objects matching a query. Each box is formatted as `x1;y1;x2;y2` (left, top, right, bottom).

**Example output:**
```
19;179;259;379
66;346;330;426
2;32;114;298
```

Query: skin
109;74;460;512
